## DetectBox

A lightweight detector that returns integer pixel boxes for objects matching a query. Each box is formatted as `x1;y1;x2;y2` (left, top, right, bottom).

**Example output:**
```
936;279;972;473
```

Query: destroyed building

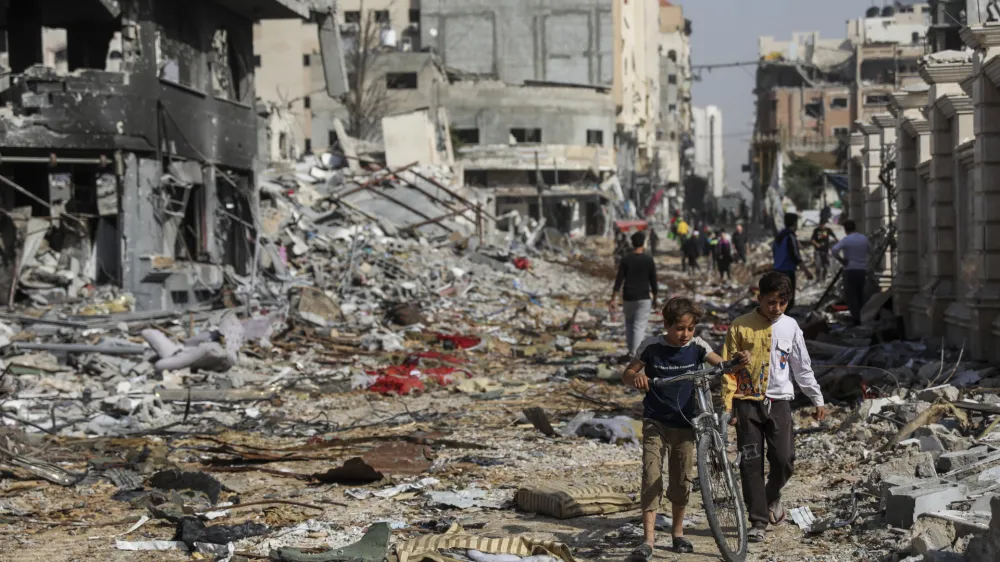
0;0;333;312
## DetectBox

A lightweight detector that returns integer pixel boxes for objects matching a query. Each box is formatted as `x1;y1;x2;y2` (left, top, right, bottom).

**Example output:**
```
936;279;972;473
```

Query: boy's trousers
734;399;794;526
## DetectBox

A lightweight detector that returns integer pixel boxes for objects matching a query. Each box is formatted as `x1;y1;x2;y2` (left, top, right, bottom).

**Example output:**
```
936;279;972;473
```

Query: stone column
859;123;883;236
940;94;976;351
891;87;930;321
910;151;934;338
961;24;1000;361
848;133;866;225
873;113;898;288
913;59;973;338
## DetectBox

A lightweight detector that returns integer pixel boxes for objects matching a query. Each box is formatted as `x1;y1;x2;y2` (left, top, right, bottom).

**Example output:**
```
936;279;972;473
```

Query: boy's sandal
627;543;653;562
672;537;694;553
748;527;766;543
769;500;786;525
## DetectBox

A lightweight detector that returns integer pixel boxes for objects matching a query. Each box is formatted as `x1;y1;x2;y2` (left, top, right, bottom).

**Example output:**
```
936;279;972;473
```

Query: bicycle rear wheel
697;428;748;562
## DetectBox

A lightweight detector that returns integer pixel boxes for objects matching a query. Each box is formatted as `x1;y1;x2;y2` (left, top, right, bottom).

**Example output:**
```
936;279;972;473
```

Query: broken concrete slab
917;385;960;403
965;497;1000;562
885;482;968;529
868;453;938;493
936;447;989;473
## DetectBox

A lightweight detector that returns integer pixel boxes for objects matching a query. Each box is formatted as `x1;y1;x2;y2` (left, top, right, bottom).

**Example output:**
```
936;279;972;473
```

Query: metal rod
335;161;418;200
0;156;109;165
405;168;498;221
12;343;147;355
366;187;443;228
391;175;479;225
401;206;468;232
0;313;89;328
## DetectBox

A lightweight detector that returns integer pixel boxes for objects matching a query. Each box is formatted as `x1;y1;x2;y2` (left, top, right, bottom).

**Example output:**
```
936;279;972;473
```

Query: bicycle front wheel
697;428;748;562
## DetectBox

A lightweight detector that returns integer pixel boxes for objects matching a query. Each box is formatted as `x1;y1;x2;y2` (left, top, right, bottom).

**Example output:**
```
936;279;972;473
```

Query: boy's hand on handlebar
727;411;737;426
631;374;650;391
735;351;750;366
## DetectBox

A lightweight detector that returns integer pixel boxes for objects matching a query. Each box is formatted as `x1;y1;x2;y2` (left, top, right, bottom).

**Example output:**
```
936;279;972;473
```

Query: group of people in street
668;211;748;279
609;207;868;559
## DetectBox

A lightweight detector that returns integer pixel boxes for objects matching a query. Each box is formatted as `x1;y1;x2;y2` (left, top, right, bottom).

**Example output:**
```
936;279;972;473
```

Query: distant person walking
611;232;660;357
717;230;734;281
732;224;748;264
681;231;702;273
772;213;805;309
810;219;838;281
832;220;869;326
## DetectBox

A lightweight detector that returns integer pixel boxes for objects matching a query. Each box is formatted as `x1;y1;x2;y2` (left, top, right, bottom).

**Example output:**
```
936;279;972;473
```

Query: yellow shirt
721;310;774;411
676;221;689;236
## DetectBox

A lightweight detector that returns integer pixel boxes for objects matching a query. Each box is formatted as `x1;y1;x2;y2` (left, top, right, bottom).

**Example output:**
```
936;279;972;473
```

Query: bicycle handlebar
650;358;741;388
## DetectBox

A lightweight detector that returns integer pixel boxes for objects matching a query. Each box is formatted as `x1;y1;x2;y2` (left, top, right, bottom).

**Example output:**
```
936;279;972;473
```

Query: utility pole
535;151;544;223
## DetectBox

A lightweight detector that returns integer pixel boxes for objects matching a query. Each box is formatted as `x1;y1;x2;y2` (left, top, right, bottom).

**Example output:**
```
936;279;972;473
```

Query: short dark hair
663;298;704;325
631;231;646;248
759;271;793;299
843;219;856;233
784;213;799;228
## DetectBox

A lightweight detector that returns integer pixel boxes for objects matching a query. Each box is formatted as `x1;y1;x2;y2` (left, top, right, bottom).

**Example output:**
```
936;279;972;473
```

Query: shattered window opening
804;99;823;119
155;1;206;91
374;10;390;24
344;11;362;24
586;129;604;146
511;128;542;144
453;128;480;145
386;72;417;90
830;97;848;110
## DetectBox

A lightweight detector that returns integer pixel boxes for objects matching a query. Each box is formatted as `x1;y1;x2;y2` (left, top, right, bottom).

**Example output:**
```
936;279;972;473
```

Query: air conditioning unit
340;22;359;34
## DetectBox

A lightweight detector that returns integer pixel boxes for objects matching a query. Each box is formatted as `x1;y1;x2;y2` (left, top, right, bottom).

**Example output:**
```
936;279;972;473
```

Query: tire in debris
697;428;748;562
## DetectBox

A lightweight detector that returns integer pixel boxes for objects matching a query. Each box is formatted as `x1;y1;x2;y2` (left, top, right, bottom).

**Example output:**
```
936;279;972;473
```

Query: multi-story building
0;0;325;311
689;106;725;211
751;2;930;216
657;0;693;212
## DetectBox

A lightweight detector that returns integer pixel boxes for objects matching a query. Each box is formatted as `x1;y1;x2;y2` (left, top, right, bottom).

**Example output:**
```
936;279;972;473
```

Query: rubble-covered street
5;173;1000;562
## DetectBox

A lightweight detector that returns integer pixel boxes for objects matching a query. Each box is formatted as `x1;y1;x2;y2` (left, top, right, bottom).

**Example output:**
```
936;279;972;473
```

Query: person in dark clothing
773;213;805;309
610;232;659;357
649;228;660;256
716;230;734;281
732;224;748;264
681;231;702;272
702;227;715;272
810;219;838;281
819;205;832;226
614;230;631;266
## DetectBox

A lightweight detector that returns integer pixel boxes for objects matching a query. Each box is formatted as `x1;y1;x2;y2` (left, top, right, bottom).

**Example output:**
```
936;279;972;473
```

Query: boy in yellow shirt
722;272;827;543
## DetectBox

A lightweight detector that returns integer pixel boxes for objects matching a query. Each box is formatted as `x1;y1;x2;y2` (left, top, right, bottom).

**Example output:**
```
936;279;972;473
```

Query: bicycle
651;358;748;562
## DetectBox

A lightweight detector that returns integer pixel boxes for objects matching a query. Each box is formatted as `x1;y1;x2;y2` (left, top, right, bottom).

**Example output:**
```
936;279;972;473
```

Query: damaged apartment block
0;0;343;311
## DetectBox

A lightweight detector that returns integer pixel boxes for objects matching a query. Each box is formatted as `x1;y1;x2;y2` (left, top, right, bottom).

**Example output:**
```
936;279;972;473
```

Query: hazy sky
685;0;880;194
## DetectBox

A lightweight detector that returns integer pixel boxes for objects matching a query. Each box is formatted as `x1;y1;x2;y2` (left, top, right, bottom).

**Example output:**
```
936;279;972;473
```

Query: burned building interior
0;0;326;311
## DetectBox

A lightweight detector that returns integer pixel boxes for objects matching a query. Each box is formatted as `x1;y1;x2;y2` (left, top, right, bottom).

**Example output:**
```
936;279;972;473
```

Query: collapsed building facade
0;0;337;312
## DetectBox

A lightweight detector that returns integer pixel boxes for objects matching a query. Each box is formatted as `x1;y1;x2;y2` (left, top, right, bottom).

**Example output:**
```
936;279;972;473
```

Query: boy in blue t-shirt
622;298;748;559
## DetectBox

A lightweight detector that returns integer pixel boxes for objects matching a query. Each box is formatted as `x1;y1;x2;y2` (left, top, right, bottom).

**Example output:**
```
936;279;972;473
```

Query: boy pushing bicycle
622;298;748;560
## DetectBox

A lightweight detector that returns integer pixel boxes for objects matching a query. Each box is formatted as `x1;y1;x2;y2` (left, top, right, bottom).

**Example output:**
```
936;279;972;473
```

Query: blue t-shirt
636;335;713;428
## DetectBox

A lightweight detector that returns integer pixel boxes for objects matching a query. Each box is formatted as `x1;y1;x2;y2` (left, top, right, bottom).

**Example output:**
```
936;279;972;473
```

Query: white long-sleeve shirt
765;315;825;406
